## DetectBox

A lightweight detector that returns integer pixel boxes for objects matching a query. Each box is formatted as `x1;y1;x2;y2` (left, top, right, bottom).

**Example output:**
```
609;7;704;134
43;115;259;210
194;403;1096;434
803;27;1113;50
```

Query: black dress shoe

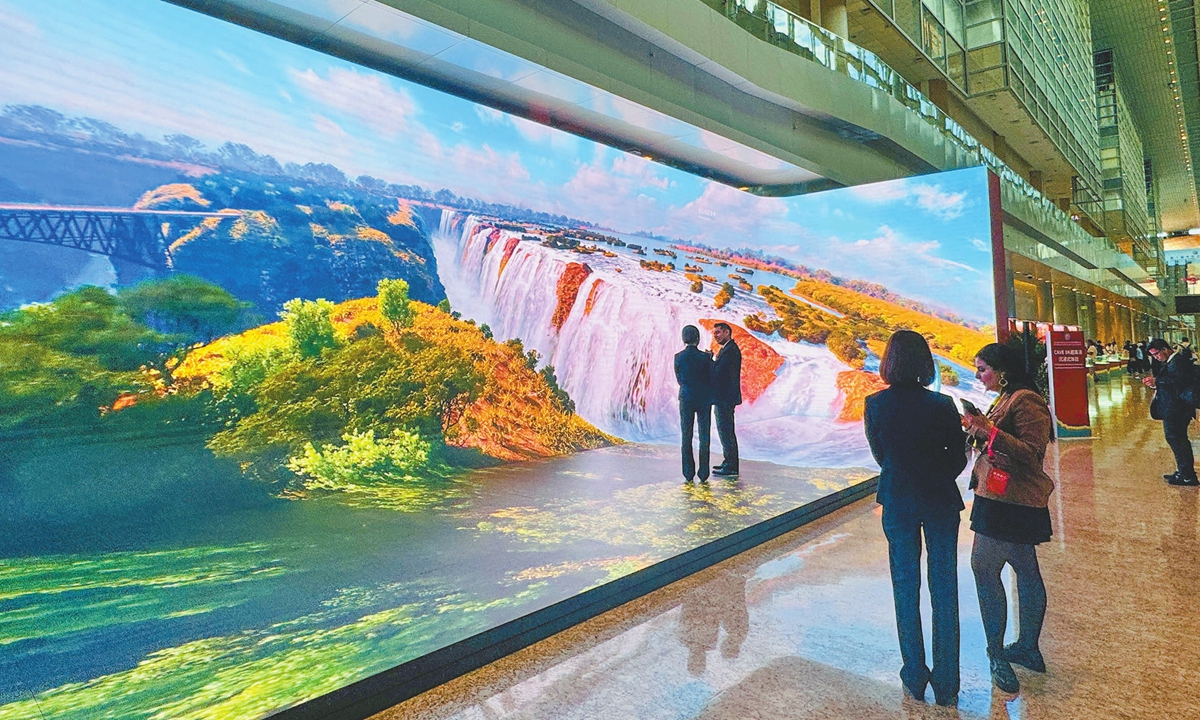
988;656;1020;693
1165;471;1179;480
712;467;739;476
933;692;958;707
1167;474;1200;486
901;679;927;702
1003;644;1046;672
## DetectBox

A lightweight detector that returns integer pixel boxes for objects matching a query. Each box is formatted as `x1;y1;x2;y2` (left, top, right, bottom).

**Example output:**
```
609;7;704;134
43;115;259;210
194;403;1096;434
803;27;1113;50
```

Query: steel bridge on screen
0;204;235;272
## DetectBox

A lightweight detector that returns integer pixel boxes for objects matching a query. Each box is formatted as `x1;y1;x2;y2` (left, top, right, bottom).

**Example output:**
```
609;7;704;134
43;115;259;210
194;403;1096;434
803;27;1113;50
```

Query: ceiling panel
1092;0;1200;231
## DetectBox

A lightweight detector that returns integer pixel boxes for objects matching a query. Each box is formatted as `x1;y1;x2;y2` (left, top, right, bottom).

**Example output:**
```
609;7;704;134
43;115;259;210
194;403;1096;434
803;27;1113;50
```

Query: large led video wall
0;2;998;718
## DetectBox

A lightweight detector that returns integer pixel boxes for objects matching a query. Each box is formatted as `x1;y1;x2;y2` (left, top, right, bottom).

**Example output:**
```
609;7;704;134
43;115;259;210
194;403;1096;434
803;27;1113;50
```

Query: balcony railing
699;0;1157;298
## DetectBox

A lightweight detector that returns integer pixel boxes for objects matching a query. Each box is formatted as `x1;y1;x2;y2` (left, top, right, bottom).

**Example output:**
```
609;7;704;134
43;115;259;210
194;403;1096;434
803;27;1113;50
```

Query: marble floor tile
377;375;1200;720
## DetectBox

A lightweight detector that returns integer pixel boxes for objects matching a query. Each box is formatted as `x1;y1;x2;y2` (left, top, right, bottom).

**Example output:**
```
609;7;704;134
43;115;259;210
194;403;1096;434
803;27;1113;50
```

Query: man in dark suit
1145;338;1198;485
675;325;714;483
711;322;742;476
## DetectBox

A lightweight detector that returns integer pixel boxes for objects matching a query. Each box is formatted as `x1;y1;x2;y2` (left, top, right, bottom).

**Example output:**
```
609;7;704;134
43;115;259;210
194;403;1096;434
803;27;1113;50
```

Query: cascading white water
435;213;688;440
432;214;991;468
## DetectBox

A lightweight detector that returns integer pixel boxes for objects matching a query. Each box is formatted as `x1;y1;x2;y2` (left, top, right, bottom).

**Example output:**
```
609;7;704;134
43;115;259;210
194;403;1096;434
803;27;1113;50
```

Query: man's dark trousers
882;506;960;700
1163;414;1196;478
714;403;738;472
681;400;712;481
712;338;742;473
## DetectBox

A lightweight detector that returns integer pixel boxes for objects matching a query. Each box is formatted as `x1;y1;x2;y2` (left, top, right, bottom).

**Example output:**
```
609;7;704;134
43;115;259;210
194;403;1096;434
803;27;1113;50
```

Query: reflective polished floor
378;374;1200;719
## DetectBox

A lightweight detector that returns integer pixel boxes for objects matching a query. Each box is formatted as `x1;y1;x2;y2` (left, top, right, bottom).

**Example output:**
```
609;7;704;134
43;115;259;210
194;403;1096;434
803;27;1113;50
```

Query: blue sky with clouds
0;0;996;323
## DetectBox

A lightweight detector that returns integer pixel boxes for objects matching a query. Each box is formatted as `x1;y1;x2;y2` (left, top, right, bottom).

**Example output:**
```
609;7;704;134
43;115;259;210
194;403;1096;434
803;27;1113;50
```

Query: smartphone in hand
961;398;982;416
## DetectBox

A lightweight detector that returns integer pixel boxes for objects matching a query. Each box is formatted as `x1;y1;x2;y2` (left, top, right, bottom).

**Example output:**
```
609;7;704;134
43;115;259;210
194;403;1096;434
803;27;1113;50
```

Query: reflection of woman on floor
863;330;968;706
678;570;750;675
962;343;1055;695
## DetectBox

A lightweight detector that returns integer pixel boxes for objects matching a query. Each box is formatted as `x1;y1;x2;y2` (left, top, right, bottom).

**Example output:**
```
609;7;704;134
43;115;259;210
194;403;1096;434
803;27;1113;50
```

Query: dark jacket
713;340;742;406
1152;352;1197;420
675;345;714;405
969;388;1054;508
864;384;968;516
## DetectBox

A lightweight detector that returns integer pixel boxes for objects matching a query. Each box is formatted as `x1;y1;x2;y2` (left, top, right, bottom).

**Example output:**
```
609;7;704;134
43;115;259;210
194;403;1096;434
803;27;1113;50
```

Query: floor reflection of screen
0;2;997;718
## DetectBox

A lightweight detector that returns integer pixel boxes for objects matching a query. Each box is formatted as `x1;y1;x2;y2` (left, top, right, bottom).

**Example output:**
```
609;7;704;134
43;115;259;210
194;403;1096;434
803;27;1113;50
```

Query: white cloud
508;114;559;144
663;182;796;246
783;223;993;322
0;24;316;167
472;104;576;149
911;183;967;220
840;225;979;274
612;154;669;190
312;114;348;139
289;67;418;136
215;49;250;75
475;105;505;124
448;142;530;184
971;237;991;252
0;3;39;38
547;150;681;231
850;181;908;202
848;177;968;220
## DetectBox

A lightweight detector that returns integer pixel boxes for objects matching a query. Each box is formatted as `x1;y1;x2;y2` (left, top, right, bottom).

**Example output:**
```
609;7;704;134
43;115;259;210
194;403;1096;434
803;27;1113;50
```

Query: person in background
1126;341;1137;375
1180;336;1194;363
864;330;968;707
1136;341;1148;374
1144;338;1198;486
674;325;713;483
962;343;1054;695
711;322;742;476
1149;339;1167;376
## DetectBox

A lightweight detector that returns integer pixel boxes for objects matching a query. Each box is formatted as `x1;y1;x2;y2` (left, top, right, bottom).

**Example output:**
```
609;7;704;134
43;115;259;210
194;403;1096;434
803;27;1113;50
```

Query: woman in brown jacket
961;343;1054;695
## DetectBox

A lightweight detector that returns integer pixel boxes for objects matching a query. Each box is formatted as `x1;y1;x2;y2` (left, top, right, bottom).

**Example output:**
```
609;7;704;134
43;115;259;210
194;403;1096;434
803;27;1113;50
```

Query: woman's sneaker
1003;644;1046;673
988;656;1020;693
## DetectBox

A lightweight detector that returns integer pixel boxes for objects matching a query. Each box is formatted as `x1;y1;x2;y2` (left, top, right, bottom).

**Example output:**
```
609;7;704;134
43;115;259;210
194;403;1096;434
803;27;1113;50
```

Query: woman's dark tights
971;534;1046;656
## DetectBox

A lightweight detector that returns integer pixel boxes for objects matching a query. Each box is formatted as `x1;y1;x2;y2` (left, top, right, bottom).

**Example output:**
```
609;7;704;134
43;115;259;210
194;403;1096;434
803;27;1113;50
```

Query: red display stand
1045;326;1092;438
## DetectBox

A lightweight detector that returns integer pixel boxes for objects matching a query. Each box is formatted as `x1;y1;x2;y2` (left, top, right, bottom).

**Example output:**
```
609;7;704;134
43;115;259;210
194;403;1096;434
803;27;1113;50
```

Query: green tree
436;299;452;314
938;363;961;386
0;287;169;428
714;282;735;309
539;365;576;414
4;286;166;371
209;333;483;480
216;344;297;398
524;348;541;370
827;330;864;367
0;339;137;429
281;298;338;358
287;428;433;489
377;278;415;329
118;275;250;343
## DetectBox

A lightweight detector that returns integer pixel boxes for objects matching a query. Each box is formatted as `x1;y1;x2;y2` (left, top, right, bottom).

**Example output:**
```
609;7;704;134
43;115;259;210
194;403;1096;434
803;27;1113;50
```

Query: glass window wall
963;0;1101;212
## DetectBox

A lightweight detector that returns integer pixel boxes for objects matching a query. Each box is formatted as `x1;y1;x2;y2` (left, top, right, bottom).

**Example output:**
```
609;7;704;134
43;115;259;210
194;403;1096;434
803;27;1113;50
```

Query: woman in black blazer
863;330;969;707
